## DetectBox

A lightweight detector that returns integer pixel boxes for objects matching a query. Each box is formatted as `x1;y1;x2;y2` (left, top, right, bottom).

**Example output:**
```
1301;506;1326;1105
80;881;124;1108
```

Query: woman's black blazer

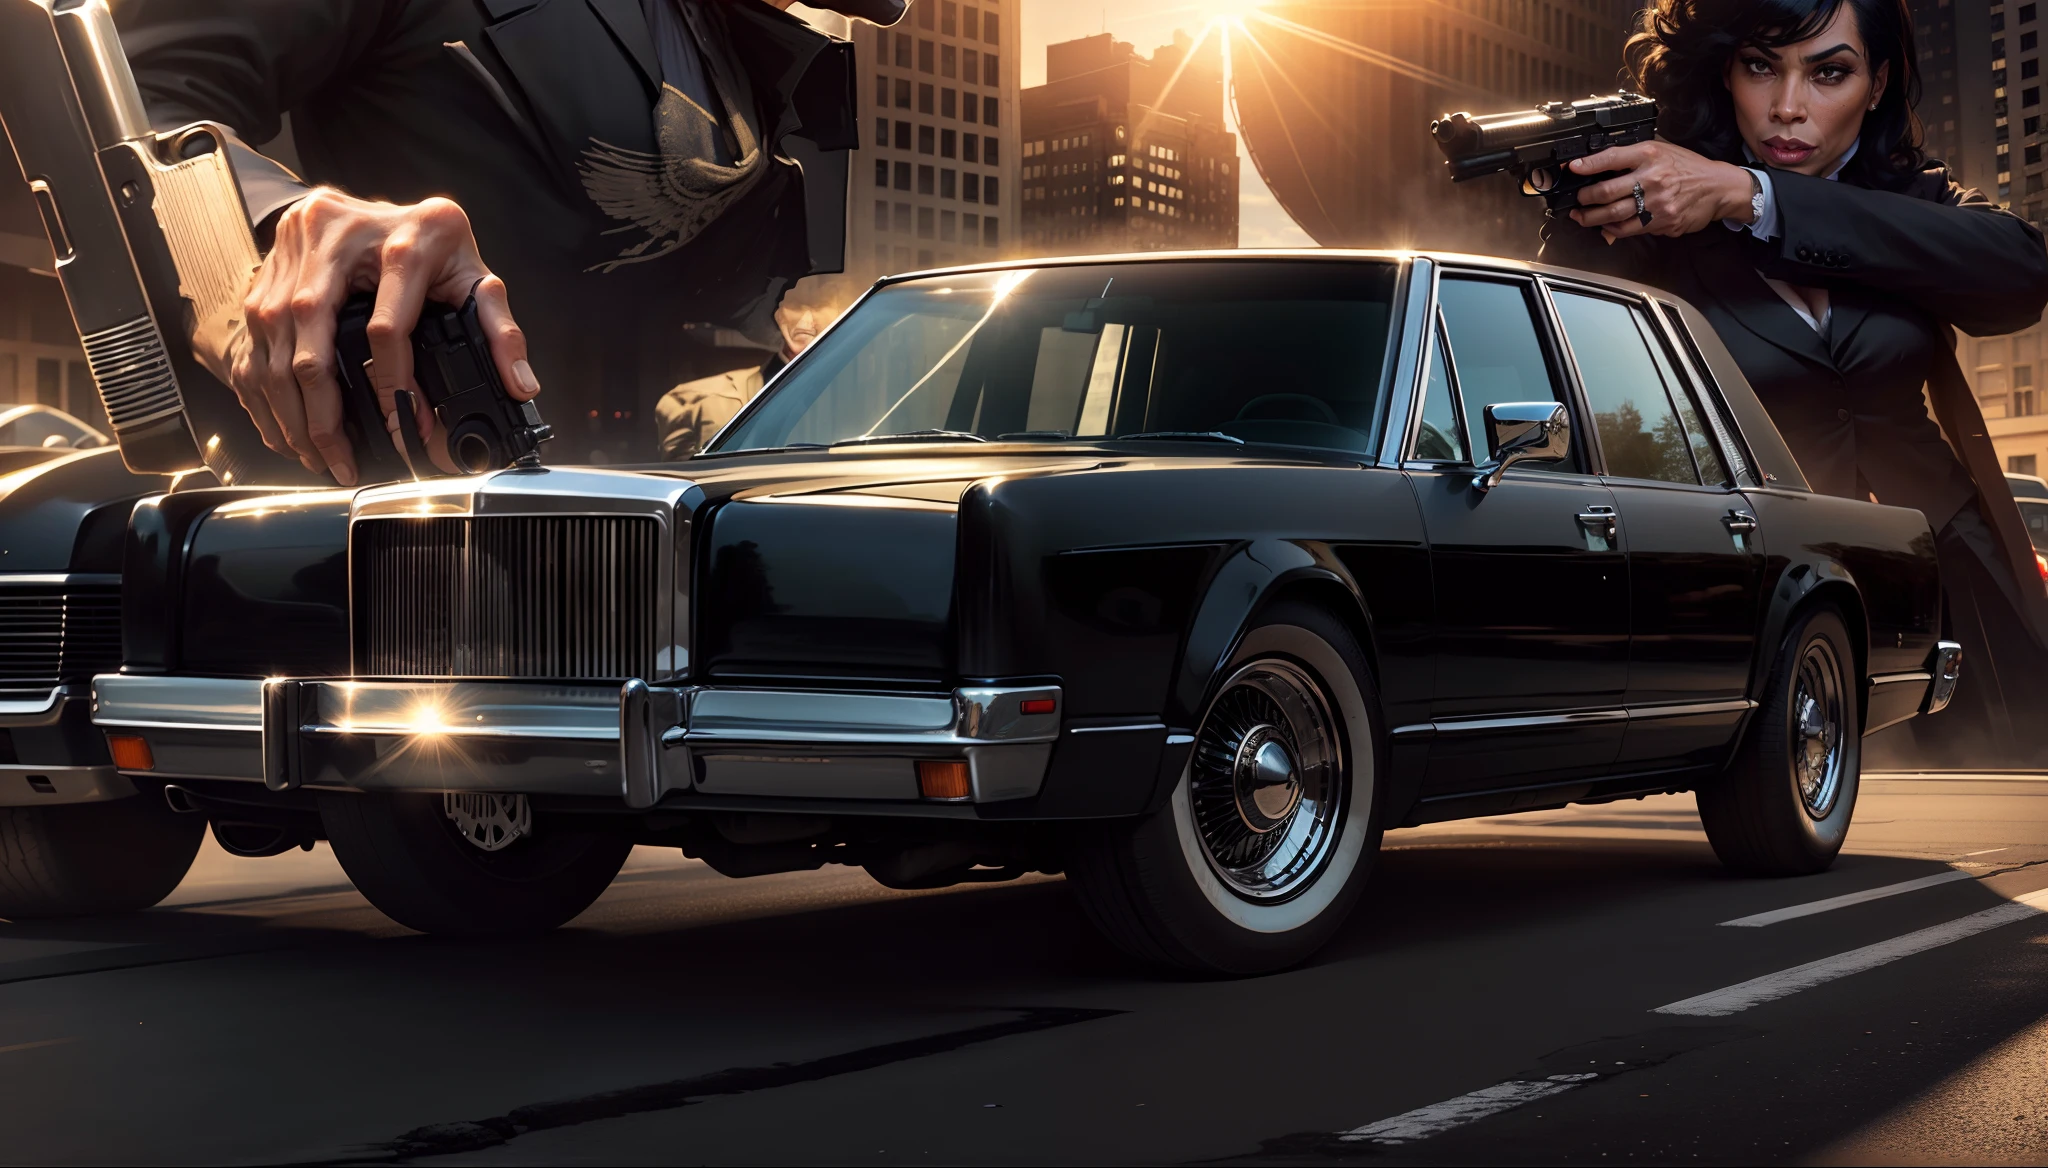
1540;164;2048;632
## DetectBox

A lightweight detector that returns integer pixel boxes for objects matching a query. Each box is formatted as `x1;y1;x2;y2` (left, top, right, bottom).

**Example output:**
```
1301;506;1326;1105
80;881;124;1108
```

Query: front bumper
91;675;1062;810
0;686;134;806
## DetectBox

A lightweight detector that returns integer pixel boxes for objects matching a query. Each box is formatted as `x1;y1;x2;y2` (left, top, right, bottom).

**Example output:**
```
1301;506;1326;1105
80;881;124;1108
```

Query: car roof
2009;472;2048;499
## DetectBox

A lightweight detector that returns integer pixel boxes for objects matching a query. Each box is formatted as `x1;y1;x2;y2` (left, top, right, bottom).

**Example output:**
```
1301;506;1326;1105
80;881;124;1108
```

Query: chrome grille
353;516;660;679
79;315;183;431
0;587;122;696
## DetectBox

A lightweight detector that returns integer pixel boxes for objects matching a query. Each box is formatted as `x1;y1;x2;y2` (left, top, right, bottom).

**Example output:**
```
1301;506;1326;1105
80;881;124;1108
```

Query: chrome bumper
91;675;1062;808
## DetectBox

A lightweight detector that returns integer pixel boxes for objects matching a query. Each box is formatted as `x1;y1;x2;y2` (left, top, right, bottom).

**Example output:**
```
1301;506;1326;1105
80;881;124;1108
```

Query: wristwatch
1745;168;1767;226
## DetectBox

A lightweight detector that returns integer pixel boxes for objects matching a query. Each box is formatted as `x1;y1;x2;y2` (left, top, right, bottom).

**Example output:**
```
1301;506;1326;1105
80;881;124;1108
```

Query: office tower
1019;31;1241;253
840;0;1023;282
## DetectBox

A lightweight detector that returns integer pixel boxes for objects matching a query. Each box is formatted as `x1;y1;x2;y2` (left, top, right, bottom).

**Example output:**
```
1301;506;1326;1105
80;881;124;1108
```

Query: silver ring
1632;181;1652;226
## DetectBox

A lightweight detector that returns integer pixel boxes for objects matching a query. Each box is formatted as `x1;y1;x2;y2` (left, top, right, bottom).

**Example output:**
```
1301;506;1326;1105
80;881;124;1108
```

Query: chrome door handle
1724;510;1759;534
1575;505;1618;539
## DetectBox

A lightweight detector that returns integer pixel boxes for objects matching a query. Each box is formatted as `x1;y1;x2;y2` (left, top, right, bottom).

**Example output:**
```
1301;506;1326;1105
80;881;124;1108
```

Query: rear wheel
320;792;630;935
1067;602;1382;975
0;795;204;918
1699;604;1861;875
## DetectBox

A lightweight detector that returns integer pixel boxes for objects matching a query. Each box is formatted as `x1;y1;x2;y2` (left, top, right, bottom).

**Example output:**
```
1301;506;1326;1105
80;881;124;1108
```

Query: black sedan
29;252;1963;974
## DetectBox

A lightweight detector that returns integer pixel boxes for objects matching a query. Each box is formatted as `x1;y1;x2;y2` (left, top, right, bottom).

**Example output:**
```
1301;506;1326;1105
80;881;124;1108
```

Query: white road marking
1338;1074;1600;1144
1964;848;2010;857
1659;887;2048;1017
1719;870;1974;927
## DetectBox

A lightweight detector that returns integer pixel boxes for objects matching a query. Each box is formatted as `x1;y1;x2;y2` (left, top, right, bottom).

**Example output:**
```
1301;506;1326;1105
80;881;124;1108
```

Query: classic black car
52;252;1966;974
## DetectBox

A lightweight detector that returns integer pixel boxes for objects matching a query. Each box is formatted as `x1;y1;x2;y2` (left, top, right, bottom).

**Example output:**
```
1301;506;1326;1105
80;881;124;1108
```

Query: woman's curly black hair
1625;0;1925;188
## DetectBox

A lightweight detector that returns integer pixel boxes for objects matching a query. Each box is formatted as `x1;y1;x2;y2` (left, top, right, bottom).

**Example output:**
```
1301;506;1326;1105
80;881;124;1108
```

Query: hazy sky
1018;0;1317;247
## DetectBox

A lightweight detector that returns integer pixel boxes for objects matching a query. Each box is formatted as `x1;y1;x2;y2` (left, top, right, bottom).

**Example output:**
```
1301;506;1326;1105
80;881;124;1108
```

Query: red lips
1762;136;1817;166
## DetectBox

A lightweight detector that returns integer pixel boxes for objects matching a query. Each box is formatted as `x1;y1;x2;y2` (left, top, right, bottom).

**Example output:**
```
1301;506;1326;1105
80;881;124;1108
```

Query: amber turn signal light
918;759;971;800
106;735;155;771
1019;698;1056;715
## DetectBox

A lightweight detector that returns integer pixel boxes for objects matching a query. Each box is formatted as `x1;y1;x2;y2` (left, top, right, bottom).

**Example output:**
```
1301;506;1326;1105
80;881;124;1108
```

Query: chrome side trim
1380;256;1437;467
93;674;263;730
1395;699;1753;739
684;686;1061;747
1066;721;1168;735
0;573;122;587
0;764;135;806
1869;671;1932;687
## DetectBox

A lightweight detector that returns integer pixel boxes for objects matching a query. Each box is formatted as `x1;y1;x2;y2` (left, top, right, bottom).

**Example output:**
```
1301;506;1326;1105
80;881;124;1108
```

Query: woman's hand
1566;141;1758;242
206;189;540;484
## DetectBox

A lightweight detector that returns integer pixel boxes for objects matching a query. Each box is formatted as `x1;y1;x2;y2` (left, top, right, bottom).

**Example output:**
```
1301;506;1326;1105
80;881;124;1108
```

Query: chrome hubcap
1792;640;1845;819
1189;660;1344;901
444;792;532;851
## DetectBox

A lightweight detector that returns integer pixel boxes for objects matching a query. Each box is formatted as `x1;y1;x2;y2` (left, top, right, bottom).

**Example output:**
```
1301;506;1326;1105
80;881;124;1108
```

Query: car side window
1641;322;1730;485
1413;319;1468;462
1435;276;1573;472
1550;289;1699;485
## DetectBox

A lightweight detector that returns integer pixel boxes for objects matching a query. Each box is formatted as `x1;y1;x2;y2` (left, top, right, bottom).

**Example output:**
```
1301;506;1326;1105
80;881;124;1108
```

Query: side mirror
1472;401;1569;491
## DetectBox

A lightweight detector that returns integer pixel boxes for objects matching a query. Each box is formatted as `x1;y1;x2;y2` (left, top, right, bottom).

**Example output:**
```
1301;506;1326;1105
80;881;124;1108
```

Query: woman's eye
1813;64;1851;83
1742;57;1773;76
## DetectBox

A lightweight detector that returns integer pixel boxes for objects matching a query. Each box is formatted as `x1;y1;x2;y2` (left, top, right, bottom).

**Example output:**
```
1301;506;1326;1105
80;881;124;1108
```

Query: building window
919;124;936;153
942;1;957;35
941;168;957;198
874;158;889;187
918;207;936;239
983;10;998;43
941;128;957;157
964;174;979;203
874;200;889;230
875;74;889;106
917;0;933;28
2018;389;2039;418
2028;31;2041;50
2027;4;2040;23
942;44;957;78
942;89;957;118
918;248;935;266
963;49;979;85
982;96;998;126
941;210;958;241
918;164;935;194
964;212;980;240
2030;144;2043;165
963;94;978;124
875;117;889;148
964;4;979;40
2028;59;2041;80
983;216;999;247
895;245;912;267
963;134;979;163
895;121;912;149
894;202;912;233
984;54;999;86
2029;172;2045;194
2030;116;2043;133
919;84;935;114
894;160;912;189
2028;87;2041;107
919;39;935;73
895;78;912;108
895;33;912;68
983;176;999;205
984;136;998;165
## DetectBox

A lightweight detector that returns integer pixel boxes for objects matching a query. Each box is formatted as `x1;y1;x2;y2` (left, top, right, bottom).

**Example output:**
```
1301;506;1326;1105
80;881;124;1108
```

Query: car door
1410;273;1629;797
1544;284;1764;770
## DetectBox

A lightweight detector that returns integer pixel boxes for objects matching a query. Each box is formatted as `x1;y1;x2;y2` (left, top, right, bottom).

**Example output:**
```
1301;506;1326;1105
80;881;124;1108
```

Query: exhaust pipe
161;783;199;814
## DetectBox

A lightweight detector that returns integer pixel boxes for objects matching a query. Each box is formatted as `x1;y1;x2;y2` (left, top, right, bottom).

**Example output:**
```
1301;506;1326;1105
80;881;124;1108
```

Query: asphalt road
3;774;2046;1166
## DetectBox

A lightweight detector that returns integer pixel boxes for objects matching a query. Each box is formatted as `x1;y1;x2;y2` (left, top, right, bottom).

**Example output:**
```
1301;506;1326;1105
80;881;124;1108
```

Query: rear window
713;261;1399;454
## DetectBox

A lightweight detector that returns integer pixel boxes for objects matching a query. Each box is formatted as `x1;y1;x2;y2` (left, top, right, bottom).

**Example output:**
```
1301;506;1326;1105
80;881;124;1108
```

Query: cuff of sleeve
224;139;310;247
1720;167;1779;240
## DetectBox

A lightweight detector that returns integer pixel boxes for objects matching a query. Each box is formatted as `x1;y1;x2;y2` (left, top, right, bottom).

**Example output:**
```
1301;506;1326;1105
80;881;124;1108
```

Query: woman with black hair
1541;0;2048;765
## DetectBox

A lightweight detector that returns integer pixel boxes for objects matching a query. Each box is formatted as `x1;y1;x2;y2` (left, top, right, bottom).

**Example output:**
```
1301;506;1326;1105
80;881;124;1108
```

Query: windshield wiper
995;430;1074;442
697;442;827;457
831;429;990;446
1109;431;1246;445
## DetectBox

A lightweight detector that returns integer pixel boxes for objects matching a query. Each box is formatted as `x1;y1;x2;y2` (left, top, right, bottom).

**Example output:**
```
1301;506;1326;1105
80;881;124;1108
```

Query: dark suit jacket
1541;165;2048;634
113;0;875;451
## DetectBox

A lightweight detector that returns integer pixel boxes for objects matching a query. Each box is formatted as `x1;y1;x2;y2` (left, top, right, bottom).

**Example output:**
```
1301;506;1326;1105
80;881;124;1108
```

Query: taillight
2035;551;2047;581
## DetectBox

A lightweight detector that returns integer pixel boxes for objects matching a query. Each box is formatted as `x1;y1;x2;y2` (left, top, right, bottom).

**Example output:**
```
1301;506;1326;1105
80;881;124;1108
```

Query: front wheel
0;794;205;918
1066;602;1383;975
320;792;631;935
1698;604;1861;875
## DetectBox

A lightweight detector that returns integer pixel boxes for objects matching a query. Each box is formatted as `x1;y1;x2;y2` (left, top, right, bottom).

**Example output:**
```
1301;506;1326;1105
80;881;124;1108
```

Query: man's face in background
773;280;849;358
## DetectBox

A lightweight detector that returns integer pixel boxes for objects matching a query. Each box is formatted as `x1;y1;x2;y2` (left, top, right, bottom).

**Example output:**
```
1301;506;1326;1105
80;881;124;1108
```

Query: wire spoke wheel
1187;658;1344;901
1791;640;1845;819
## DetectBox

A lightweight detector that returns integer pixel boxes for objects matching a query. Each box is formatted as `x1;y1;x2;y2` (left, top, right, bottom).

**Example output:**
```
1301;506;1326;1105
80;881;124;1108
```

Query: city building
1018;32;1240;253
1228;0;1645;257
0;185;96;428
1914;0;2048;477
838;0;1022;283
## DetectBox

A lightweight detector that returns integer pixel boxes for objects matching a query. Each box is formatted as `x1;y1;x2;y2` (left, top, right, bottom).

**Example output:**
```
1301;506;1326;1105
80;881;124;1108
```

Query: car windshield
712;261;1399;455
2019;499;2048;552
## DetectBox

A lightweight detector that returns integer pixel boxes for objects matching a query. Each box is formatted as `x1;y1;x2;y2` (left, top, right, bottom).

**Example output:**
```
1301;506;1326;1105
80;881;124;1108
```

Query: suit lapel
1690;230;1836;371
587;0;660;90
1826;287;1873;359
